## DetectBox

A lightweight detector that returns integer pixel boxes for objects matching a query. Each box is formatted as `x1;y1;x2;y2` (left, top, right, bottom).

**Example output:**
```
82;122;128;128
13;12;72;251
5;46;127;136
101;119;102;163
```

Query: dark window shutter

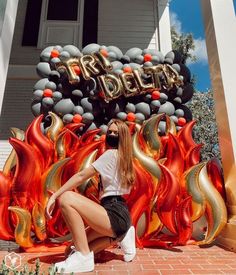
22;0;43;46
82;0;98;47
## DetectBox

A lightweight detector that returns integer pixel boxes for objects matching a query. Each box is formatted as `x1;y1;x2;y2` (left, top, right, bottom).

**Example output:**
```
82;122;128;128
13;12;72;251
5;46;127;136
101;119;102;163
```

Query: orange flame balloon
156;164;180;234
9;138;42;209
25;115;54;170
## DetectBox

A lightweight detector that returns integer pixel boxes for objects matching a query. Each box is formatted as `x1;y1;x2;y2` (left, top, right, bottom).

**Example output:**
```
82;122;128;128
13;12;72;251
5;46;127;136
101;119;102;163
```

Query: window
47;0;78;21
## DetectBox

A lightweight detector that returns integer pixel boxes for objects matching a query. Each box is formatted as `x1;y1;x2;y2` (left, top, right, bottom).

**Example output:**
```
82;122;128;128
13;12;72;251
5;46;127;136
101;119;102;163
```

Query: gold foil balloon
139;114;164;160
181;162;206;222
196;164;227;245
32;203;47;241
8;206;34;248
133;126;161;185
78;149;98;194
46;112;64;142
41;158;71;207
55;131;69;160
97;74;123;102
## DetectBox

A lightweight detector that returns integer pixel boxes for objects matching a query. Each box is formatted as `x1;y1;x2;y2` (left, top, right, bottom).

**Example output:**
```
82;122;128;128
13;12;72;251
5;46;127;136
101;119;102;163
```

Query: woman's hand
46;195;56;219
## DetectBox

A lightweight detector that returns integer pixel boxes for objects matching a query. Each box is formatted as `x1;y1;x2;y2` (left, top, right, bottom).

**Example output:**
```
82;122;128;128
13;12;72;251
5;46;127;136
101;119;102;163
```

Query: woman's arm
46;165;97;219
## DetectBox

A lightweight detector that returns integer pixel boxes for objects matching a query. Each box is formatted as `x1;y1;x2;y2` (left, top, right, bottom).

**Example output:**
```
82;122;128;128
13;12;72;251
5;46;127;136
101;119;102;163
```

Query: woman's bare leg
89;237;116;254
64;228;112;257
58;191;115;255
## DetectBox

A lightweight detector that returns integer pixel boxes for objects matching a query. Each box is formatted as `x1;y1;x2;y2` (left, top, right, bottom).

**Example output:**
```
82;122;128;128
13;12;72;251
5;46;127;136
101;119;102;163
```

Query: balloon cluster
0;113;227;251
32;44;194;134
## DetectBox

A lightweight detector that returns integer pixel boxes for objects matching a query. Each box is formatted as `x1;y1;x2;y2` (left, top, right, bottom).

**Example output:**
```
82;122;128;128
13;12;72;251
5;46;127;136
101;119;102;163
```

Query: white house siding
0;141;12;171
97;0;159;53
0;79;35;169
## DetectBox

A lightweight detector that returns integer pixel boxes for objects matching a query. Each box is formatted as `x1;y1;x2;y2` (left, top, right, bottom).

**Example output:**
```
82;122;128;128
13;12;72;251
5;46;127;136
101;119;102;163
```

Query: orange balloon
144;53;152;62
73;65;81;75
151;90;160;100
123;67;132;73
51;49;60;58
43;89;53;97
127;112;136;122
100;49;109;57
178;117;187;126
73;114;82;123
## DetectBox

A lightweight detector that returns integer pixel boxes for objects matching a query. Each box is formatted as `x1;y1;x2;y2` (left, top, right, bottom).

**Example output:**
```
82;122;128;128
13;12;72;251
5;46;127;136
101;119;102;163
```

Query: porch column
157;0;172;54
0;0;19;115
201;0;236;251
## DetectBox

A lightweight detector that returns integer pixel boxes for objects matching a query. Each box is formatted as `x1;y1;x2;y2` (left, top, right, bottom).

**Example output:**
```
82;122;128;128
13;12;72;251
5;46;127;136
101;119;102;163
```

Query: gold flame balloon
32;203;47;241
8;206;33;248
46;112;64;142
139;114;164;159
165;115;177;135
78;149;98;194
181;162;206;221
133;127;161;185
55;131;69;160
196;163;227;245
41;158;71;207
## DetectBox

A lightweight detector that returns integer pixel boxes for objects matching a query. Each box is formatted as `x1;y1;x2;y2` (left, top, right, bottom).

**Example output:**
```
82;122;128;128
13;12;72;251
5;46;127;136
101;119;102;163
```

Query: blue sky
169;0;236;92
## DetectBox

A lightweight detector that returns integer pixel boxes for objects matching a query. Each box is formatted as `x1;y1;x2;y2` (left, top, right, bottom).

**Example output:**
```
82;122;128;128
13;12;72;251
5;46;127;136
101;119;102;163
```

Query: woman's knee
57;191;75;208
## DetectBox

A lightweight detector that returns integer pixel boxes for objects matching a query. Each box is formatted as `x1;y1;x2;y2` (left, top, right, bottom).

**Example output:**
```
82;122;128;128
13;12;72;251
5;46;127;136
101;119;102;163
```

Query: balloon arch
0;44;227;252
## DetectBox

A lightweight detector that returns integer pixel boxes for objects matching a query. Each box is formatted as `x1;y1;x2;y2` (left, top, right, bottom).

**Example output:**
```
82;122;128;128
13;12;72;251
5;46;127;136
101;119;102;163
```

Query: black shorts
100;195;131;239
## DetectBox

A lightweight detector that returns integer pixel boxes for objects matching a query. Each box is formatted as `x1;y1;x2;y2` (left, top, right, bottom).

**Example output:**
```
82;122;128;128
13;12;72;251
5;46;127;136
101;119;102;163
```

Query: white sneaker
54;250;94;273
120;226;136;262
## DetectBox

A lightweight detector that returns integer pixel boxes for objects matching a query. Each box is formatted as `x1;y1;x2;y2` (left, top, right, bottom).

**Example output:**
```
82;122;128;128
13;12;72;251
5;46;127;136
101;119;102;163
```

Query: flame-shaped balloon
63;140;103;181
9;138;41;209
181;163;206;221
41;158;71;237
163;133;184;178
196;164;227;245
206;158;226;200
25;115;54;170
176;195;193;245
177;120;198;155
133;127;161;189
80;129;101;146
8;206;34;248
65;122;84;132
0;172;14;240
46;112;64;142
165;115;177;135
128;159;157;248
180;162;206;221
156;164;179;234
3;127;25;176
32;202;47;241
55;131;70;160
139;114;164;159
41;158;71;208
78;150;98;194
185;144;203;170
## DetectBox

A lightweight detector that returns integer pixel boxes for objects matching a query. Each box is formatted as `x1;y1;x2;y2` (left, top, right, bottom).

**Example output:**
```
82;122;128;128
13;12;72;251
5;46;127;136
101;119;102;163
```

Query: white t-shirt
91;149;131;199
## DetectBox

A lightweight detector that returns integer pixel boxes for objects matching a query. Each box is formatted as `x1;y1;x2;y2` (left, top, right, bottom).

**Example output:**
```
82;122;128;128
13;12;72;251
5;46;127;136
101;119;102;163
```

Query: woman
46;119;136;273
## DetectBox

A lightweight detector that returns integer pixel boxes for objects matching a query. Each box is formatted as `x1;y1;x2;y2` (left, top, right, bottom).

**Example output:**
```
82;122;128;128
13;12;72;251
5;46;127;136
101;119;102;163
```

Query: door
38;0;84;48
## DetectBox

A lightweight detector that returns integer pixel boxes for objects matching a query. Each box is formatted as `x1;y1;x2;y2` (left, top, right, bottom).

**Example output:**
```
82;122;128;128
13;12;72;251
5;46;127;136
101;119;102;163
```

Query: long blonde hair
107;119;135;187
